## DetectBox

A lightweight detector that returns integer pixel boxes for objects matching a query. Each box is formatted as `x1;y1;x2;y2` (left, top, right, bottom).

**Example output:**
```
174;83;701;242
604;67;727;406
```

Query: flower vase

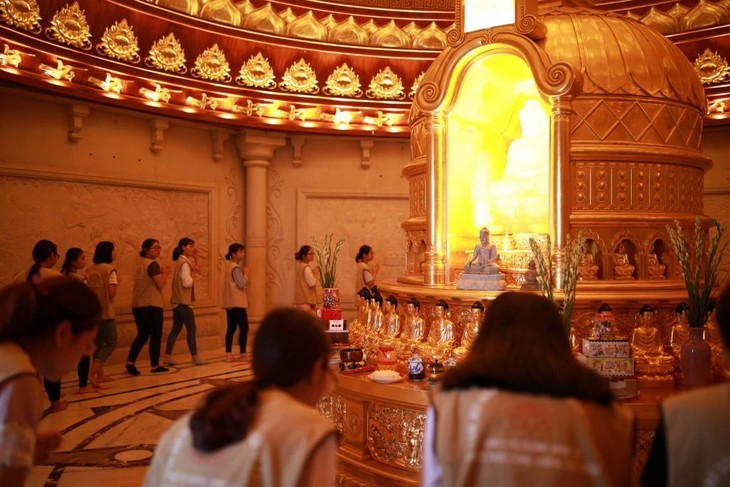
680;327;712;389
322;288;340;308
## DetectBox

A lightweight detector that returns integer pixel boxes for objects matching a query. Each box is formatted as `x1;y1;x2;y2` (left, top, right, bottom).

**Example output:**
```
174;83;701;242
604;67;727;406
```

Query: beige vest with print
431;388;634;487
293;261;316;305
132;257;163;308
354;261;370;294
170;257;192;306
222;260;248;309
86;263;115;319
664;382;730;487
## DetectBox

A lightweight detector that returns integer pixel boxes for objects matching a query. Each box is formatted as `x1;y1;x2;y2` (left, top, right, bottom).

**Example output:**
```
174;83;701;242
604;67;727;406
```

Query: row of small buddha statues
581;303;729;386
578;241;668;281
349;288;484;365
350;289;729;387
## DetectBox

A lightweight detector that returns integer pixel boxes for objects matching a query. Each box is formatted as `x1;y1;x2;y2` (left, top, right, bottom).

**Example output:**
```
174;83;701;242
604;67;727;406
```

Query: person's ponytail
189;382;260;452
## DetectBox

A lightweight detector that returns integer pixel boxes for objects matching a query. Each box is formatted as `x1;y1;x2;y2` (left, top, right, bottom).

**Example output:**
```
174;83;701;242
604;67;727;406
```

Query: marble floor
29;351;253;487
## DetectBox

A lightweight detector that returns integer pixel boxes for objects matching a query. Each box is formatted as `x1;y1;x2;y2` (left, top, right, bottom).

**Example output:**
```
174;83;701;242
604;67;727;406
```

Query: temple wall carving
571;161;704;213
571;97;703;149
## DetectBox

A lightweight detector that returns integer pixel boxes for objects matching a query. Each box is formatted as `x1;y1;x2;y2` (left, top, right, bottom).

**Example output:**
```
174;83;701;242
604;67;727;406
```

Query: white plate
368;373;404;384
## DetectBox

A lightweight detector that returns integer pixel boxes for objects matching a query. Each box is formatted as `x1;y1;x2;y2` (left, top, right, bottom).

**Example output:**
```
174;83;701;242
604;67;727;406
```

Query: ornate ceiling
1;0;730;135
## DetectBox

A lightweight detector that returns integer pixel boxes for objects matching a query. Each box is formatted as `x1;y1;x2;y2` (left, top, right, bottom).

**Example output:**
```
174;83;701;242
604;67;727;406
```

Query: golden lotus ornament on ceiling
366;66;405;100
145;33;187;74
235;52;276;89
280;58;319;94
97;19;140;63
324;63;362;98
45;2;92;50
693;48;730;85
0;0;42;34
191;44;232;83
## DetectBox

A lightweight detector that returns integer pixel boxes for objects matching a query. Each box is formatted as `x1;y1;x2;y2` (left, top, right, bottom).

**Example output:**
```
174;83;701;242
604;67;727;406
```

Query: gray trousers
166;304;198;356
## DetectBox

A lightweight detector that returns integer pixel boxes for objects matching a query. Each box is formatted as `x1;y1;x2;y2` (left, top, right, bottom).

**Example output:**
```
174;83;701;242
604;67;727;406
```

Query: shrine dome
539;7;705;111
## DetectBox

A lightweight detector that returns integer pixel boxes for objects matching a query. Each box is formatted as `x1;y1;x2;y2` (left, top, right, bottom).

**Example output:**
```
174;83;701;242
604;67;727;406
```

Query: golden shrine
330;0;717;485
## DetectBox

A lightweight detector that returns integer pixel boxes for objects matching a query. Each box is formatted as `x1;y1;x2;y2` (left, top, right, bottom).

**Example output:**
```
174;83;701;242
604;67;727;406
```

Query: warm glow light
463;0;516;33
447;52;550;263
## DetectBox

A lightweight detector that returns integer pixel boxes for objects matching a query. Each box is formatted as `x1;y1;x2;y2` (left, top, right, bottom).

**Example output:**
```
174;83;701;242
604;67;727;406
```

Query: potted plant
666;218;727;387
311;234;345;308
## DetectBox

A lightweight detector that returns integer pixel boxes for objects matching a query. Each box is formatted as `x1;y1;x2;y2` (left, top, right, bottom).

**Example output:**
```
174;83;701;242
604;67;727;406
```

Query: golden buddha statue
578;242;599;281
421;300;456;359
402;299;425;343
631;304;675;384
453;301;484;360
669;302;690;361
647;244;666;279
383;296;401;338
613;243;636;280
370;295;385;335
705;314;730;381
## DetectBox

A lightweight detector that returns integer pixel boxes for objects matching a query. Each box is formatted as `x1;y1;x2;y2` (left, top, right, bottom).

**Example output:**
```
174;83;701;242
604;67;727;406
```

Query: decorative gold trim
96;19;141;64
693;48;730;85
235;52;276;89
186;93;222;110
45;2;92;50
280;58;319;94
324;63;363;98
409;71;425;100
0;0;42;34
0;44;22;67
139;83;174;103
39;59;74;81
232;99;264;116
88;73;124;94
145;33;187;74
366;66;405;100
191;44;232;83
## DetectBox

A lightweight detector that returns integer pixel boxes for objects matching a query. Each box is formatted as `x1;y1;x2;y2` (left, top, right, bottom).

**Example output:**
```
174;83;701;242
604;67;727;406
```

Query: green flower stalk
666;218;728;328
311;234;345;289
529;232;585;333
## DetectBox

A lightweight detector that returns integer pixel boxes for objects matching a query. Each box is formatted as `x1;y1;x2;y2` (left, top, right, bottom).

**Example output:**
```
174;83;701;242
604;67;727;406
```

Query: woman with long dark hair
354;244;378;294
423;292;634;487
164;237;205;366
86;241;118;384
125;239;169;376
293;245;317;314
60;247;95;393
0;277;100;486
144;308;337;486
16;240;67;413
222;243;249;362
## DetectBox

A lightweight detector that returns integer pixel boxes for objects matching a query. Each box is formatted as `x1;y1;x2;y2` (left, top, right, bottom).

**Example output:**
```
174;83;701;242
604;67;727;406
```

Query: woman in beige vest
17;240;67;413
60;248;95;393
354;244;379;295
144;308;338;487
126;239;169;376
424;292;635;487
293;245;318;314
222;243;250;362
0;277;100;487
164;238;205;366
86;241;119;384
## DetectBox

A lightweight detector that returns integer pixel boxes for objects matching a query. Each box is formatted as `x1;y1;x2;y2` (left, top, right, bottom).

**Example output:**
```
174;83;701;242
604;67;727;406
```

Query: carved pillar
235;131;286;322
550;96;573;290
424;112;447;286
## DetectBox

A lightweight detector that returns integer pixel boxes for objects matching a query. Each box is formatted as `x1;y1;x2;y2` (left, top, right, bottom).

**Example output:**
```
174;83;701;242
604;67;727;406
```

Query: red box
317;307;342;321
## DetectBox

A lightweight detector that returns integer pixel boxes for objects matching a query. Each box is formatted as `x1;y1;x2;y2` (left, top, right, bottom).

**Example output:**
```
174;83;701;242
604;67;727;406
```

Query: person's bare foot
77;386;95;394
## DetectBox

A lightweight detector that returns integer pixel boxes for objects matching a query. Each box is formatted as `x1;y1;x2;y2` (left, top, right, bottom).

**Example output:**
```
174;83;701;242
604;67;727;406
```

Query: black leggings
225;307;249;353
78;356;90;387
128;306;164;366
44;378;61;402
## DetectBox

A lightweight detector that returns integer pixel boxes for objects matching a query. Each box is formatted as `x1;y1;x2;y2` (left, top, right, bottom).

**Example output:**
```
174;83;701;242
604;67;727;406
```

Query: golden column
235;130;286;322
424;112;447;286
550;95;573;289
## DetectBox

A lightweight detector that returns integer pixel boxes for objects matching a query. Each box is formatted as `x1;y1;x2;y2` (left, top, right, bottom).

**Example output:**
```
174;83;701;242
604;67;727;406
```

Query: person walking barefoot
222;243;250;363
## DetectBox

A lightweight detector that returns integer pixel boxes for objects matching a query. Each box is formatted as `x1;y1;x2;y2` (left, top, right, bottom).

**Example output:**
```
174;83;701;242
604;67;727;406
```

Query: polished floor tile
30;352;253;487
